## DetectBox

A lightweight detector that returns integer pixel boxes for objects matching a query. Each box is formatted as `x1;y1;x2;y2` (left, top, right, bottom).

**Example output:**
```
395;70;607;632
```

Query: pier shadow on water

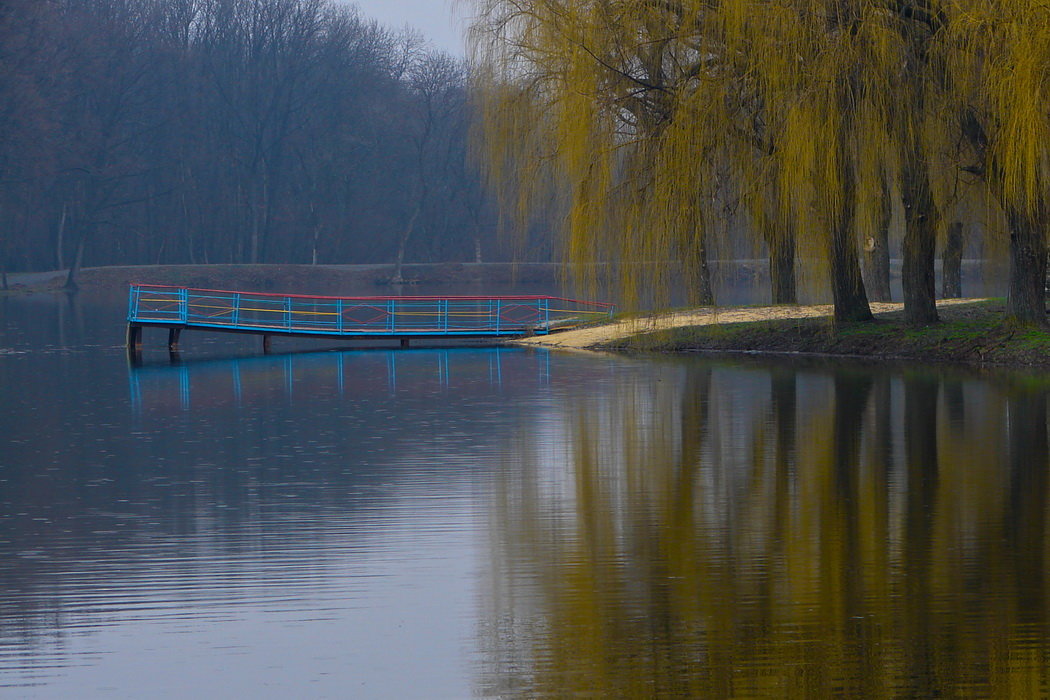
479;361;1050;698
127;346;551;414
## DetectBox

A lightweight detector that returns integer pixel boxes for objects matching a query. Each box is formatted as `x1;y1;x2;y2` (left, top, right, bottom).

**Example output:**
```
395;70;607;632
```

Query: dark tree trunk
829;145;872;322
941;221;964;299
865;234;892;302
64;229;88;292
392;203;423;285
830;224;872;322
686;229;714;306
55;203;67;271
1005;208;1048;326
769;223;796;304
901;161;939;324
250;194;261;264
864;174;892;302
829;188;873;322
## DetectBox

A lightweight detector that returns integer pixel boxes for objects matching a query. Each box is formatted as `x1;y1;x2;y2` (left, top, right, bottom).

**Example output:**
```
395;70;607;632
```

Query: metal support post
126;323;142;351
179;288;189;323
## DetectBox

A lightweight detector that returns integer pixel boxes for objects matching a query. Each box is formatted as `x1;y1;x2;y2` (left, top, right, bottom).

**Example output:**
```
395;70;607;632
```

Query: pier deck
126;284;615;352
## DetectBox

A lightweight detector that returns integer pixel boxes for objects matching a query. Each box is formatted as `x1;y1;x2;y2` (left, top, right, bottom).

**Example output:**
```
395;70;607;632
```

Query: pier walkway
126;284;615;352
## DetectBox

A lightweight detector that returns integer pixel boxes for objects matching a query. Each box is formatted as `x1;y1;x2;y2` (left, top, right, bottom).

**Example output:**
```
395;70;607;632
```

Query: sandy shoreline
511;298;989;350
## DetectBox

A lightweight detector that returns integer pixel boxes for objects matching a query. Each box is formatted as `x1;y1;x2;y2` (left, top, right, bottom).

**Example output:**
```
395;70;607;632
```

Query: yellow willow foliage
471;0;759;304
470;0;1050;307
937;1;1050;220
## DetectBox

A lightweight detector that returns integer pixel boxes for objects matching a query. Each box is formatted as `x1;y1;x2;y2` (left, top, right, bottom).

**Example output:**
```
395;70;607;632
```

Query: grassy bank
606;299;1050;367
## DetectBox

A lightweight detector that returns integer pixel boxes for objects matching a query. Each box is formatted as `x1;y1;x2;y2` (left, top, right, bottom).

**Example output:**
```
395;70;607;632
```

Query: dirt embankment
512;299;980;349
514;298;1050;368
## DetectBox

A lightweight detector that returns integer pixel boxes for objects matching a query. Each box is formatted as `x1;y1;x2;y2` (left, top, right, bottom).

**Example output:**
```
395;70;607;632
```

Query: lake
1;292;1048;698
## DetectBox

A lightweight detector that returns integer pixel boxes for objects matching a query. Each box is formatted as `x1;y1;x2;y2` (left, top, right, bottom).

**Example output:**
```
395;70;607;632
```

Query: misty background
0;0;543;287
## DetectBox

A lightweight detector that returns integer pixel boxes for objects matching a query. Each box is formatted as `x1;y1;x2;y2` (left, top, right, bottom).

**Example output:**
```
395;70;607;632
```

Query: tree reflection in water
480;362;1050;698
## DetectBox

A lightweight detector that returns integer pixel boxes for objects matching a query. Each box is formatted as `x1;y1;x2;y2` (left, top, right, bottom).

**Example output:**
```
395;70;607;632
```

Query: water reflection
5;289;1050;696
483;363;1050;698
128;347;550;413
0;331;582;696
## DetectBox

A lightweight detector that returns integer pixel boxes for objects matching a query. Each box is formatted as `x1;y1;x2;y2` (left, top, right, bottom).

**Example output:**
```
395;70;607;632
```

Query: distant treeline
0;0;526;286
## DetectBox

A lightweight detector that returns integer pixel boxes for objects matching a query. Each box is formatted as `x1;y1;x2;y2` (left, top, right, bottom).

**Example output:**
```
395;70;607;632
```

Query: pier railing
127;284;615;341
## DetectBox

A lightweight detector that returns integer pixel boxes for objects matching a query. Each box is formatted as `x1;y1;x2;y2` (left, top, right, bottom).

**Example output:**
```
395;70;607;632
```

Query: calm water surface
1;293;1048;698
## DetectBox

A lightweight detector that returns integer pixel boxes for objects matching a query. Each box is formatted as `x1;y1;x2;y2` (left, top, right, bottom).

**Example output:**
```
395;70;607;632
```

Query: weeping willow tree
889;3;949;324
469;0;780;309
727;1;881;321
943;1;1050;326
466;0;917;322
471;0;1048;325
676;0;954;324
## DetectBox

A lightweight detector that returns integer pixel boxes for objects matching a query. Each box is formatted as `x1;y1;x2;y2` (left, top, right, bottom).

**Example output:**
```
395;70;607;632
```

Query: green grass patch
605;300;1050;368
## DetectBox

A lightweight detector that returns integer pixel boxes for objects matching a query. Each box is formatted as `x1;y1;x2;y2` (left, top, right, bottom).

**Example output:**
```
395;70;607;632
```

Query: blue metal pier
126;284;615;353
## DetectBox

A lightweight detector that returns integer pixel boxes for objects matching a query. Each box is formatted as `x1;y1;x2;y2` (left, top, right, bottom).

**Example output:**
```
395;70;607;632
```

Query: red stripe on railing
130;283;616;309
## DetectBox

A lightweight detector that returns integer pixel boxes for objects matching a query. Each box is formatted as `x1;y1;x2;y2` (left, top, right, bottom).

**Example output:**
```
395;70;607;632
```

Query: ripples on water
1;294;1049;698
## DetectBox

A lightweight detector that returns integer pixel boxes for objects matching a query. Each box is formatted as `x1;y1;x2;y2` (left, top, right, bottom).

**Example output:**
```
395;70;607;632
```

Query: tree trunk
901;160;939;324
250;204;260;264
55;203;67;271
64;230;87;292
249;177;271;264
829;171;873;322
769;222;796;304
392;204;423;284
828;134;872;322
686;228;714;306
309;200;321;265
864;175;892;302
941;221;964;299
1005;208;1048;326
830;223;872;322
865;231;892;302
392;242;406;284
